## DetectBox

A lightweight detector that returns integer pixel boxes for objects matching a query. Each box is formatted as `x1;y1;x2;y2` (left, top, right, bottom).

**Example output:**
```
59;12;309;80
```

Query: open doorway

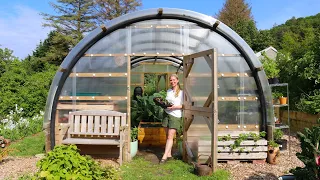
129;58;183;160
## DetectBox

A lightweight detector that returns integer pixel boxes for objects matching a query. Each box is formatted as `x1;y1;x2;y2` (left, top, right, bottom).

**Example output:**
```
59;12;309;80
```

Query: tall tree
93;0;142;23
0;47;18;76
41;0;97;45
41;0;98;65
252;30;275;52
216;0;253;28
41;0;142;65
216;0;259;49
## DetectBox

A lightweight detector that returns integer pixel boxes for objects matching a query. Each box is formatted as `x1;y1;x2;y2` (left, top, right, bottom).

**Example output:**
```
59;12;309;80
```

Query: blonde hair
170;74;181;97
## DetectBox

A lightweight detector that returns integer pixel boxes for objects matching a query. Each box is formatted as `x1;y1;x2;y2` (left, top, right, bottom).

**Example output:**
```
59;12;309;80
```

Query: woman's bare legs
164;127;172;158
162;128;176;160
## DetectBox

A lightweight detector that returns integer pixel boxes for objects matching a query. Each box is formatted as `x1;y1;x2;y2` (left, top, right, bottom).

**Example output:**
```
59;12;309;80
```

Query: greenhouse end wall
44;8;274;155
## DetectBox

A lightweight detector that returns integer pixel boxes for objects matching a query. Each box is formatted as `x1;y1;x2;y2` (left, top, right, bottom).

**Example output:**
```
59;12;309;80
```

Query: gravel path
0;135;304;180
0;156;41;180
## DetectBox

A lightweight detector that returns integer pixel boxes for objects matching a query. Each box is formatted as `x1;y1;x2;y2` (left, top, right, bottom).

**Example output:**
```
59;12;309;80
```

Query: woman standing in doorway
160;74;183;164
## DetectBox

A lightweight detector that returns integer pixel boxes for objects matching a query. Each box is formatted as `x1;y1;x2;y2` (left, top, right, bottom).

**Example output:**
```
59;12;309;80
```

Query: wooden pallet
198;139;268;163
218;159;266;164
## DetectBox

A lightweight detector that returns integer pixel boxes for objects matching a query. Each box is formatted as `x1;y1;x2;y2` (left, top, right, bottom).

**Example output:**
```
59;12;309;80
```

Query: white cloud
0;5;51;59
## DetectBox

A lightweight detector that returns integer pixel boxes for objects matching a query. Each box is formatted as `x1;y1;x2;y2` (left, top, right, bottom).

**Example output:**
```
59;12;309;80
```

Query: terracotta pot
279;97;287;105
267;146;280;164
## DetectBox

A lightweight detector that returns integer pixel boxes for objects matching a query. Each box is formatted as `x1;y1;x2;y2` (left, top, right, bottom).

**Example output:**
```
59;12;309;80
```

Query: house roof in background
256;46;278;57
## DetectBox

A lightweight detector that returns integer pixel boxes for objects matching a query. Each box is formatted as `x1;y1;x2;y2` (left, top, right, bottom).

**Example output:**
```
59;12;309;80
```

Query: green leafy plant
259;131;267;138
131;127;138;142
218;134;232;141
273;129;284;141
261;52;280;78
219;132;266;151
272;92;283;99
249;132;260;142
130;91;166;127
290;126;320;180
296;90;320;114
33;144;118;180
268;140;279;148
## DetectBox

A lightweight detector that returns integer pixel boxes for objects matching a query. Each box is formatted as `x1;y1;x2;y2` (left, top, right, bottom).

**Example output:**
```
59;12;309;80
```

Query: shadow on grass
122;152;231;180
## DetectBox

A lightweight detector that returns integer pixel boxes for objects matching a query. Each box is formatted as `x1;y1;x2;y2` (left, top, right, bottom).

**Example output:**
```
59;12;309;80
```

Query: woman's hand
166;105;182;110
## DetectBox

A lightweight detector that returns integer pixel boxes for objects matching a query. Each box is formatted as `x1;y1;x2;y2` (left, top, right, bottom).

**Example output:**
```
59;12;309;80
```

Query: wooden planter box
138;122;167;147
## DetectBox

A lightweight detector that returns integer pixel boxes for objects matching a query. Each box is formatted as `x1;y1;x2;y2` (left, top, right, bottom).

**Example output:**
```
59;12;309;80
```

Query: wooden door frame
182;49;218;172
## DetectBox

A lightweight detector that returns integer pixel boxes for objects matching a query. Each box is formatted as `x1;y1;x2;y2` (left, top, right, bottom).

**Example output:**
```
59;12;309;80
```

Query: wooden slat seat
62;138;121;145
62;110;127;165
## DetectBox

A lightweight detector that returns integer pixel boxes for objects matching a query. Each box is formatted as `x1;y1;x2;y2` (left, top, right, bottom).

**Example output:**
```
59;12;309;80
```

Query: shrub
0;106;43;141
296;90;320;114
260;52;280;78
33;144;119;180
290;126;320;179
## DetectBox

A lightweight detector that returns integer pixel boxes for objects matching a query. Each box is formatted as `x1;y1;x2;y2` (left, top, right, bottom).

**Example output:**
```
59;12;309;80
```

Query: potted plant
261;52;280;84
279;96;288;105
130;127;138;158
274;129;287;151
267;140;280;165
272;92;283;104
131;91;169;147
131;91;165;127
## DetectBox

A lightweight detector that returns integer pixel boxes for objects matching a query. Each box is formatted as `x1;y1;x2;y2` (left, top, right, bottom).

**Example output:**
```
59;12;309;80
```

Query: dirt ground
0;134;303;180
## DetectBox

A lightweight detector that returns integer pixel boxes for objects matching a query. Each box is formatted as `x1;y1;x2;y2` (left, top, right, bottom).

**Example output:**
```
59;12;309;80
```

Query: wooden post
44;122;51;152
211;48;218;172
182;56;187;162
267;125;274;141
126;55;131;162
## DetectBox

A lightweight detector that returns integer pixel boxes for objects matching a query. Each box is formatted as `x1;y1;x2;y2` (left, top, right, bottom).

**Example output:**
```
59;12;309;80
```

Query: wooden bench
62;110;127;165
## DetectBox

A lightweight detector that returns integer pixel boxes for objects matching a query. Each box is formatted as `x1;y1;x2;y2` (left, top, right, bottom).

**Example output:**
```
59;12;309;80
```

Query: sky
0;0;319;59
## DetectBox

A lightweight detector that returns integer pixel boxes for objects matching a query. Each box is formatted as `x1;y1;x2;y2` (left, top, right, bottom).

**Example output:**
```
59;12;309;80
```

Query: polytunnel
44;8;275;169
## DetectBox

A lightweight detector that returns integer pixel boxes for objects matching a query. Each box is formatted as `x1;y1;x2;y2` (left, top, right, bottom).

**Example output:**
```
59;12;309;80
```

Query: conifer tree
41;0;97;44
41;0;142;65
216;0;253;28
216;0;258;49
93;0;142;24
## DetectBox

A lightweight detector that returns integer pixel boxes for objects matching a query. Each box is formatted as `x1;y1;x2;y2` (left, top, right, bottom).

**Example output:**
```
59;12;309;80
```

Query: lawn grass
8;131;45;156
7;133;231;179
121;157;231;180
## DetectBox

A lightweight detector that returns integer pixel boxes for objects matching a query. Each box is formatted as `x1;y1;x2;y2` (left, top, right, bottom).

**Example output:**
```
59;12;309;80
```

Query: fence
280;110;319;133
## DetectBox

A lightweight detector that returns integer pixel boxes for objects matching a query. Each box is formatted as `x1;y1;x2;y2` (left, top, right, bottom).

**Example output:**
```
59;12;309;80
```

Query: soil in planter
139;123;163;128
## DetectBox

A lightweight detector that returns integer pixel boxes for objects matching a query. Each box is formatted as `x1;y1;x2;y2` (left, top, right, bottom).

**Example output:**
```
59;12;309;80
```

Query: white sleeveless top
164;89;183;118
